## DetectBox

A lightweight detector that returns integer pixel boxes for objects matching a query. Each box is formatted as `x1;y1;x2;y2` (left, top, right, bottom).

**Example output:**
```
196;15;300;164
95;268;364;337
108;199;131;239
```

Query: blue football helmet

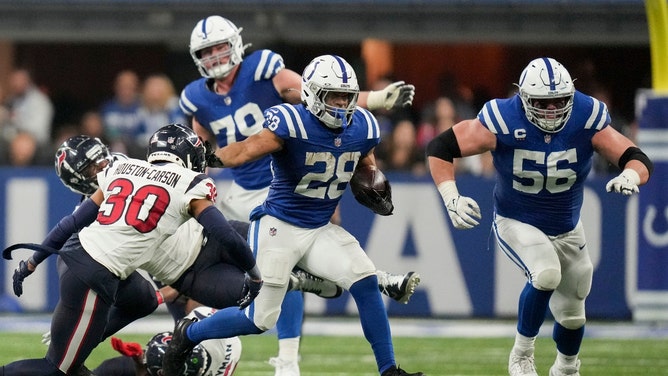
54;135;113;196
147;123;207;173
144;331;210;376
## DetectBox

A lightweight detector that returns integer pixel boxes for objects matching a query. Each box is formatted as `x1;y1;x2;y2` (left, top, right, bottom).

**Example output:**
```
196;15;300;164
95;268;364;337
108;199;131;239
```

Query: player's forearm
427;157;456;185
625;159;651;184
215;143;250;167
196;206;258;274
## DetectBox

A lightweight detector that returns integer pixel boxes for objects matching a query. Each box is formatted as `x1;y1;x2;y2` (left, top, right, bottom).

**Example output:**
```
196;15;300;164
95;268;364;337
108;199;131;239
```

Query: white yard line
2;314;667;339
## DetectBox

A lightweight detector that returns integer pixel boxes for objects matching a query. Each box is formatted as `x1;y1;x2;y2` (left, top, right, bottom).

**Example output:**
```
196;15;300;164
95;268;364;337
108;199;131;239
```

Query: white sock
555;351;579;367
512;332;536;356
277;337;300;362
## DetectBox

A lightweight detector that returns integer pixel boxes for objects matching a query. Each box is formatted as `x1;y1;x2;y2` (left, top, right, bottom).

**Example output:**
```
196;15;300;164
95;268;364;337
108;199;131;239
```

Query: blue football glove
13;259;34;297
237;275;263;310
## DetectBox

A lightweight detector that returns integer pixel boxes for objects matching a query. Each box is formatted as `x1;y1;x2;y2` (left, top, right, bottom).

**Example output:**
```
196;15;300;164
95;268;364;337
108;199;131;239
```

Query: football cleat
377;271;421;304
161;317;198;376
381;365;424;376
549;359;581;376
288;268;342;298
268;357;300;376
508;351;538;376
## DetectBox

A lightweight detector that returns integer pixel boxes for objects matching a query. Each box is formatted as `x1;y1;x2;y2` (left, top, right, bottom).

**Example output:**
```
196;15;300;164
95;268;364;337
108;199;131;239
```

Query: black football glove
237;275;263;310
204;140;225;168
351;181;394;216
13;259;34;297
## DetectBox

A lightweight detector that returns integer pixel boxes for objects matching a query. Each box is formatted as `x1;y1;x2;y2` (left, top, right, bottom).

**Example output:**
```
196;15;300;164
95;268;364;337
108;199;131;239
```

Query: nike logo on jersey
578;243;586;250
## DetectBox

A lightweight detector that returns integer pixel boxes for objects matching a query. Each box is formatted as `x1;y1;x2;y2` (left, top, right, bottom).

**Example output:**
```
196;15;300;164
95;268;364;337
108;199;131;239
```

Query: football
351;165;387;194
349;164;394;216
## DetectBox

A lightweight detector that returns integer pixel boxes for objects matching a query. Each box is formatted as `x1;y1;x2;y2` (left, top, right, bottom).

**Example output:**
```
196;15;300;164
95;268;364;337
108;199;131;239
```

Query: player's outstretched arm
212;129;283;168
361;81;416;111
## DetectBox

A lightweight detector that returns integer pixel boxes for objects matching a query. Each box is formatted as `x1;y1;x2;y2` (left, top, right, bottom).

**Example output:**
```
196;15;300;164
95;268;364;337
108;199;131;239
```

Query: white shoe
508;351;538;376
289;268;342;298
549;359;580;376
377;271;421;304
269;357;300;376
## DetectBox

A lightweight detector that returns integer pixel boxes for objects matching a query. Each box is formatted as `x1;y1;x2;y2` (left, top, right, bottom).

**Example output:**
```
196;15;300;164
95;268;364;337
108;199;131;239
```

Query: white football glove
437;181;481;229
605;169;640;196
366;81;416;110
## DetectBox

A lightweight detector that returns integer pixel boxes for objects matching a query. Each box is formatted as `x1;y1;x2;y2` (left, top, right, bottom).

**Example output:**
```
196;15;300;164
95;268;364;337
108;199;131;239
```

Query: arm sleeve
41;198;99;250
196;205;257;273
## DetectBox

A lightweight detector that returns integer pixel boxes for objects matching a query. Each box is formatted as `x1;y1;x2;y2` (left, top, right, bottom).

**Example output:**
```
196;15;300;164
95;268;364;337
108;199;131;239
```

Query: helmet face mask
189;16;249;79
517;57;575;133
147;123;207;173
55;135;112;196
145;332;209;376
301;55;359;129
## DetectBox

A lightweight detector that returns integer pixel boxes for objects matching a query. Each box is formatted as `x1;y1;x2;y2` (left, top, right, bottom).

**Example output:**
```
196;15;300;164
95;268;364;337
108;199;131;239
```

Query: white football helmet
301;55;359;129
517;57;575;133
189;15;250;79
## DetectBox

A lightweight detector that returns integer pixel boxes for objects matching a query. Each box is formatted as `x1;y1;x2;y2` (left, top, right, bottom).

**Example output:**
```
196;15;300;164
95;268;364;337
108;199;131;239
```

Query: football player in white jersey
181;15;420;376
1;124;263;376
11;135;337;317
162;55;423;376
7;134;341;375
93;306;242;376
426;57;653;376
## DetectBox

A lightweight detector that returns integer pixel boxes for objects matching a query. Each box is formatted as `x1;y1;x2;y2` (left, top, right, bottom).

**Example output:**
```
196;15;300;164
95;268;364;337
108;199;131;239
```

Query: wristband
366;90;385;111
155;290;165;305
437;180;459;200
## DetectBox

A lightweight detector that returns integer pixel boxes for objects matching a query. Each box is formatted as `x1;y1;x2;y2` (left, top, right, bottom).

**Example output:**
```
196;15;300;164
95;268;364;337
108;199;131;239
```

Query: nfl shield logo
544;134;552;144
167;136;175;144
269;227;277;236
334;137;342;147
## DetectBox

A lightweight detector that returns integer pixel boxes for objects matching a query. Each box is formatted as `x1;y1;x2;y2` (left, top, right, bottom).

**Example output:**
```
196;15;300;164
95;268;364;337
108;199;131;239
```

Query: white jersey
188;307;242;376
79;158;217;279
149;218;204;284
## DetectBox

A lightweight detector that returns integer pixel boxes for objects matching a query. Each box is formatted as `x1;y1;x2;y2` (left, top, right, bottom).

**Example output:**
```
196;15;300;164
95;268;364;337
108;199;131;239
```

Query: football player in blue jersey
162;55;423;376
426;57;653;376
180;15;420;376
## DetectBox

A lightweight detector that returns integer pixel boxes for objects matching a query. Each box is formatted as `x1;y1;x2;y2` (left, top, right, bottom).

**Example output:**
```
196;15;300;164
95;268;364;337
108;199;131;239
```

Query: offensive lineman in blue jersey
179;15;420;376
426;57;653;376
162;55;423;376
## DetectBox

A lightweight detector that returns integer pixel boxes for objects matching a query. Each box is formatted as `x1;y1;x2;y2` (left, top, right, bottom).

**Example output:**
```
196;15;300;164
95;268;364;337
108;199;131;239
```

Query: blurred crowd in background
0;62;636;177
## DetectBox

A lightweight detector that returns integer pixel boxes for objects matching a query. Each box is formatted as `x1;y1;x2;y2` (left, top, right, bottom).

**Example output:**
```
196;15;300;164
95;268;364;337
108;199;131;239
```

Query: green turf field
1;332;667;375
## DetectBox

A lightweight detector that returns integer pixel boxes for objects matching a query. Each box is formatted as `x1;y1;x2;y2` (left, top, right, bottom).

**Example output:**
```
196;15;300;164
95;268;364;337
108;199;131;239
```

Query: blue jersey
254;104;380;228
180;49;286;190
478;91;610;235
